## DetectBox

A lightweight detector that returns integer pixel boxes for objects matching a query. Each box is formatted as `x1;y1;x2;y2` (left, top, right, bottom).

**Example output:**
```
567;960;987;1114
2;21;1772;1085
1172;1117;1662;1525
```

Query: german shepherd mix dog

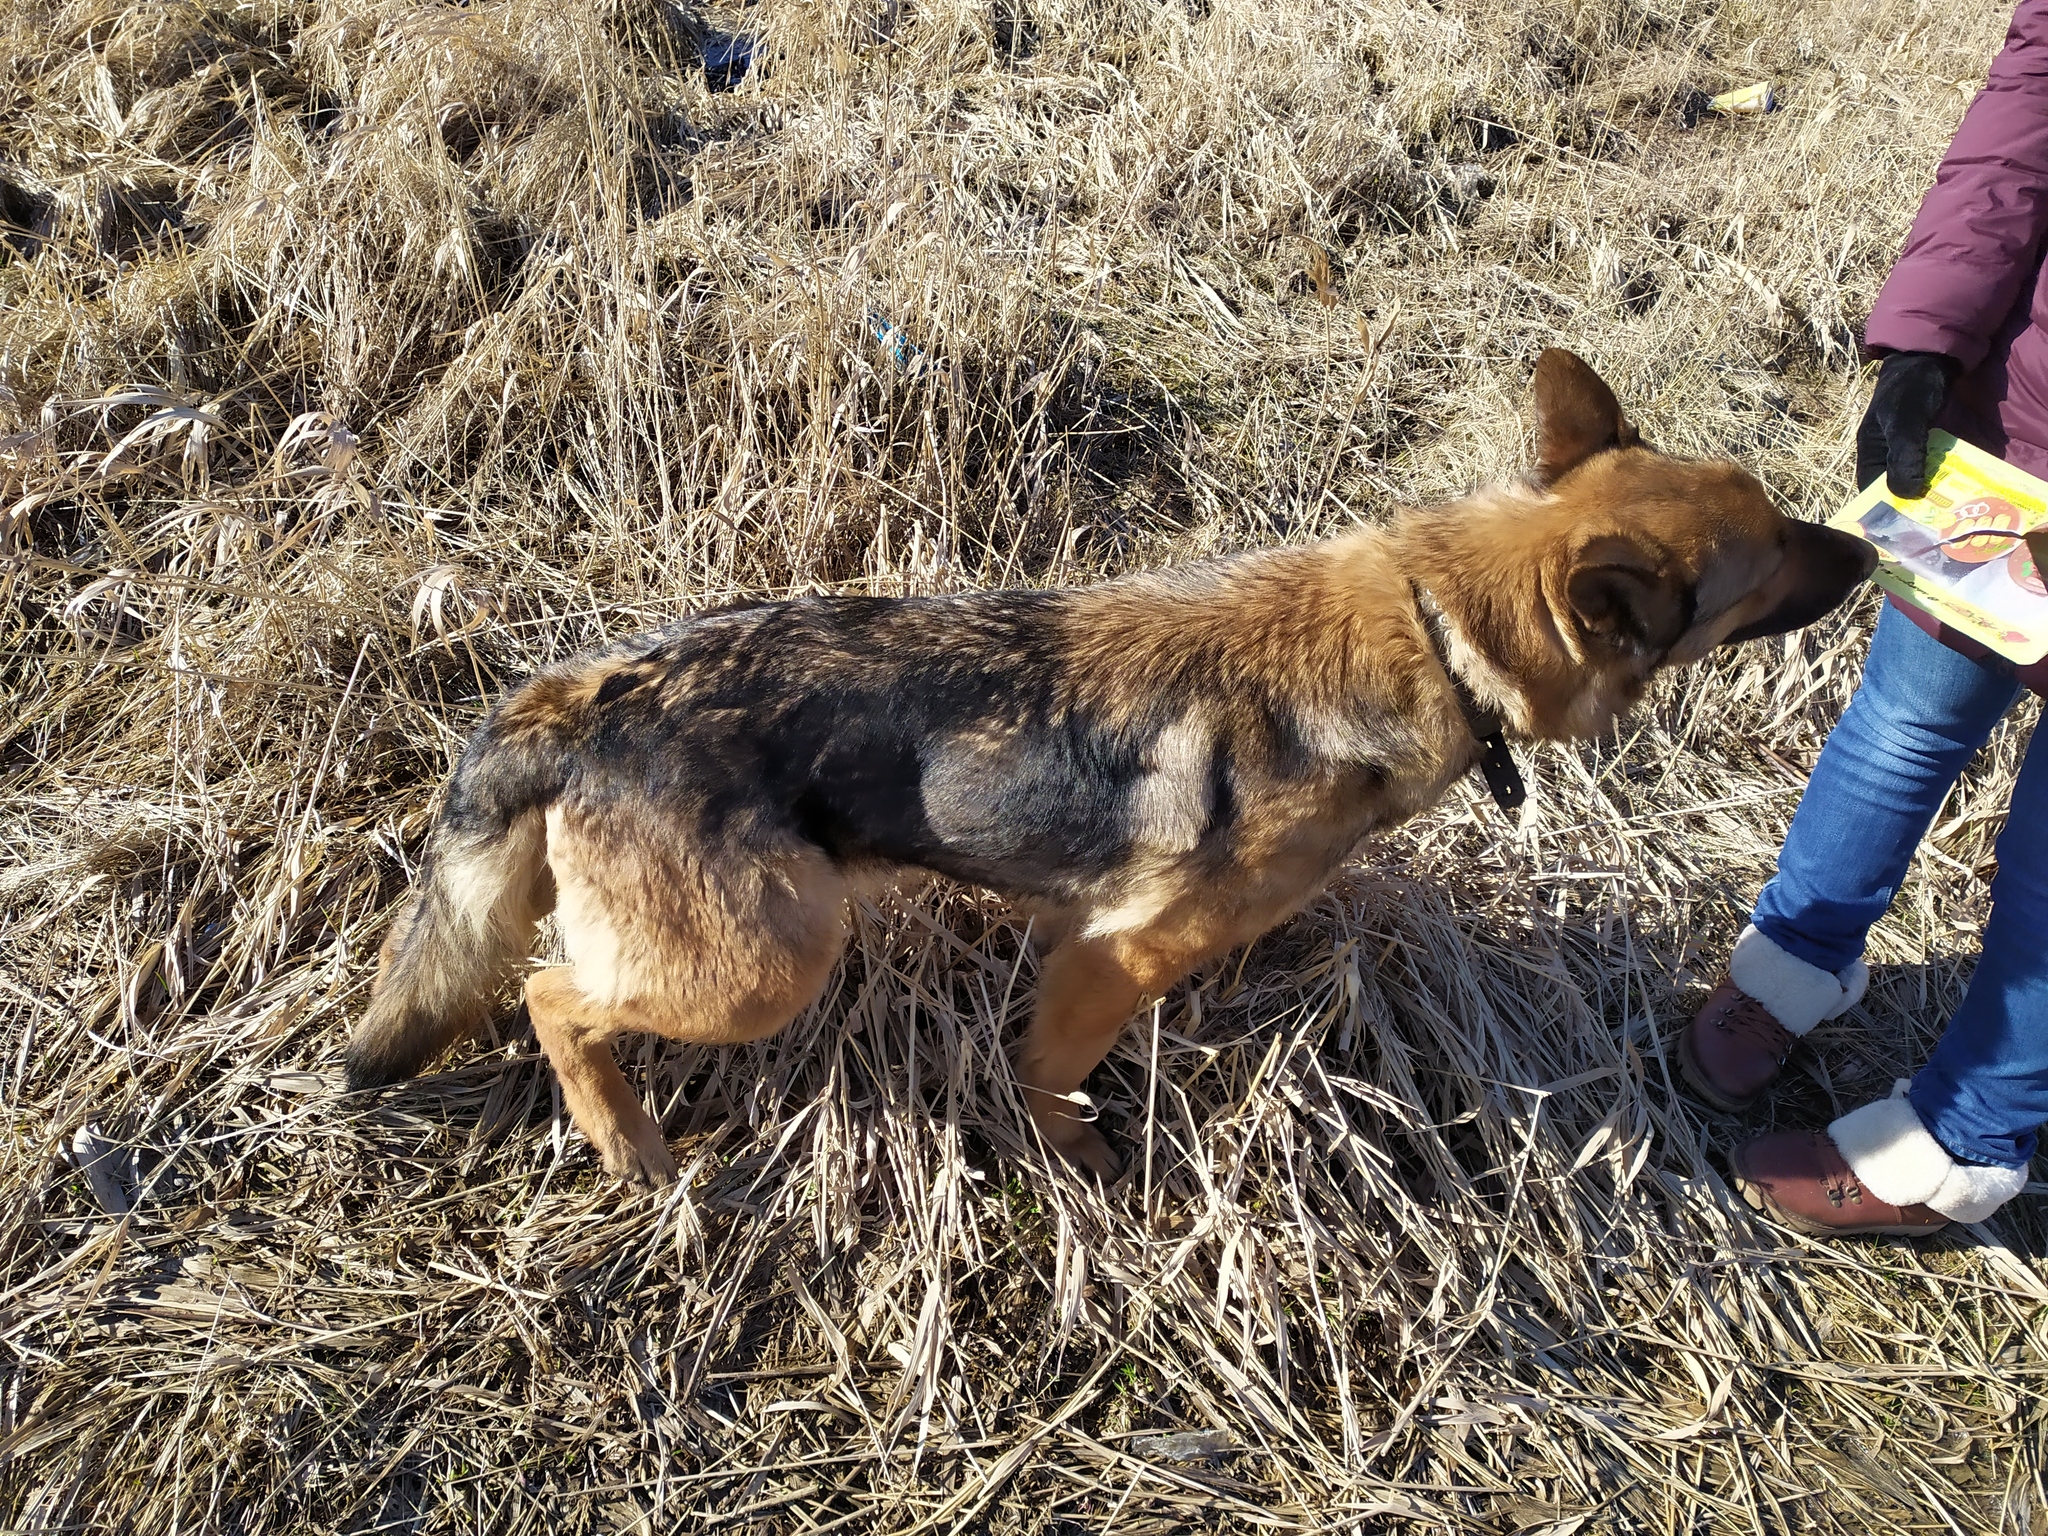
346;351;1874;1184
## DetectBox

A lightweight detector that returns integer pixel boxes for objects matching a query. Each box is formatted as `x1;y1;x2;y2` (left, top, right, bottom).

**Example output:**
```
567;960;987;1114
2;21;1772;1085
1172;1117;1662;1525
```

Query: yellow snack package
1828;430;2048;665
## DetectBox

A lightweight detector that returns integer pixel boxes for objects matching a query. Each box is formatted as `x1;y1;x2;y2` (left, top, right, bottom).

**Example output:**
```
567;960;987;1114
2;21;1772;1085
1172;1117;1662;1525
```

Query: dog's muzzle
1721;523;1880;646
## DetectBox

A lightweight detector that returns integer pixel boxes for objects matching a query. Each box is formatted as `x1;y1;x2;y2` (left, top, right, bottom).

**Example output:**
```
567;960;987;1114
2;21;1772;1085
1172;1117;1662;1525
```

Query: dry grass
4;0;2046;1529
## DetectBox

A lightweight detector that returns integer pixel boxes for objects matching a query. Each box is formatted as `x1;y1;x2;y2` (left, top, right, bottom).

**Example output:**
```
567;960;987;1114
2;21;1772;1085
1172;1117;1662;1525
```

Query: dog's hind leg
1014;932;1205;1180
533;810;852;1186
526;969;684;1187
526;926;849;1185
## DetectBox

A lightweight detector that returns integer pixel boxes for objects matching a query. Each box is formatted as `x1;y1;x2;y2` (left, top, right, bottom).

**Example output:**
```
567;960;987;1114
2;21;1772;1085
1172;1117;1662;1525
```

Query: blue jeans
1751;602;2047;1171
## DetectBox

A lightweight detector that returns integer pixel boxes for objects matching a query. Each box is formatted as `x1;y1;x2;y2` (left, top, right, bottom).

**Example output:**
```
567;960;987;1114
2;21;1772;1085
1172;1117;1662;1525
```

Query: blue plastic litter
867;310;924;369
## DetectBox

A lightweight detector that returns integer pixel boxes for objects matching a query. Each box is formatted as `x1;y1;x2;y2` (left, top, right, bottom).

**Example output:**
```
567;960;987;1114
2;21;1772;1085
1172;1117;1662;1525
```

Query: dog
344;350;1876;1183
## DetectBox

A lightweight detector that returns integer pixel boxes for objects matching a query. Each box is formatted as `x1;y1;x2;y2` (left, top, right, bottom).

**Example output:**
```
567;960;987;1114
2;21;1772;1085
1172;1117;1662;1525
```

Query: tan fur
530;804;853;1182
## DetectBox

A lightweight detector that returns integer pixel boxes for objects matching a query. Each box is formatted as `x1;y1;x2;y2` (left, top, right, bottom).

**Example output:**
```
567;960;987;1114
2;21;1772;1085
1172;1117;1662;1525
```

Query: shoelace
1815;1135;1868;1209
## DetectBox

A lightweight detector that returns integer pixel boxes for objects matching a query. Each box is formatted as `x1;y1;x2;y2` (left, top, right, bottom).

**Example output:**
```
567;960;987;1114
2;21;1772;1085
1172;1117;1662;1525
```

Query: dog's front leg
1014;933;1196;1179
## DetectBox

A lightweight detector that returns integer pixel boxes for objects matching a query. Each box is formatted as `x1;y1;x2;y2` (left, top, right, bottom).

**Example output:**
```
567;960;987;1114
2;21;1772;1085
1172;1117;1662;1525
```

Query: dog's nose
1840;529;1880;581
1803;520;1879;583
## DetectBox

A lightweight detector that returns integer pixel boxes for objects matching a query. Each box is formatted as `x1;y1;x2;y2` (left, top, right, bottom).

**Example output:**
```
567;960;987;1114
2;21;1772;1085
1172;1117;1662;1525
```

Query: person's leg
1684;603;2023;1112
1913;731;2048;1165
1827;715;2047;1221
1739;602;2020;1028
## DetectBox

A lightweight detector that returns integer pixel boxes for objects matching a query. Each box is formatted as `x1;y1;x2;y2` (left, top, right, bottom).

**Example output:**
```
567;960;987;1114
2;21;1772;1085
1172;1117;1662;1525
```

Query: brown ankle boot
1678;980;1795;1111
1730;1128;1948;1237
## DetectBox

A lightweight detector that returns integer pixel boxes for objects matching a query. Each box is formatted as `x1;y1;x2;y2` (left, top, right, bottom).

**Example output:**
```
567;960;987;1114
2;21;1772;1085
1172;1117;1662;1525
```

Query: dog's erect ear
1565;536;1690;655
1533;348;1639;486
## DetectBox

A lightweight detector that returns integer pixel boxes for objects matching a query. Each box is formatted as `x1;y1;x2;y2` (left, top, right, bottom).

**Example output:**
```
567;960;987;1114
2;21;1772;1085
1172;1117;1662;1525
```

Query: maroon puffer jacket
1865;0;2048;693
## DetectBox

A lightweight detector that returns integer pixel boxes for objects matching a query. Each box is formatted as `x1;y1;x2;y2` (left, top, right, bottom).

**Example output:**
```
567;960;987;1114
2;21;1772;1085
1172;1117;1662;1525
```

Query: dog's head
1468;349;1876;734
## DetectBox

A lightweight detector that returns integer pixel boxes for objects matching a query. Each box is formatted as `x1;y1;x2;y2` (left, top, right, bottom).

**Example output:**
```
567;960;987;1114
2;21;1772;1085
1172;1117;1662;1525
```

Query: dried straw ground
3;0;2045;1529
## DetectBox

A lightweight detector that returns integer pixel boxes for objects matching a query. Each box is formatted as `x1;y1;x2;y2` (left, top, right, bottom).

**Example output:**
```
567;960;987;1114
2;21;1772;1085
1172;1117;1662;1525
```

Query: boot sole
1675;1024;1765;1114
1727;1142;1949;1240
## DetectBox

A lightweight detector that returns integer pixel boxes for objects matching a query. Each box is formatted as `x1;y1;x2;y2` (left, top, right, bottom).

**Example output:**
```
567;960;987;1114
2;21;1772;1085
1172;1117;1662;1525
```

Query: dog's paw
599;1122;680;1188
1050;1122;1124;1182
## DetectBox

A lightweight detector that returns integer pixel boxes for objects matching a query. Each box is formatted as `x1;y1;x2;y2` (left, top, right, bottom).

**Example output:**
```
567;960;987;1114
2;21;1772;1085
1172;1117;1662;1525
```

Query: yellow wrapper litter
1709;81;1775;114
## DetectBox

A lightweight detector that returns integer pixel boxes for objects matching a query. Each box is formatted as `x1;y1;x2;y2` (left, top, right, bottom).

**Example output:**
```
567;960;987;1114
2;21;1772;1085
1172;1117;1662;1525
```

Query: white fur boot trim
1830;1081;2030;1223
1728;924;1869;1038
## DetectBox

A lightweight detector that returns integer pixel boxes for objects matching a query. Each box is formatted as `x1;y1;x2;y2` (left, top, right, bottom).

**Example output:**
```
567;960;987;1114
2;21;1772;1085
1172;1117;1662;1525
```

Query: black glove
1855;350;1959;499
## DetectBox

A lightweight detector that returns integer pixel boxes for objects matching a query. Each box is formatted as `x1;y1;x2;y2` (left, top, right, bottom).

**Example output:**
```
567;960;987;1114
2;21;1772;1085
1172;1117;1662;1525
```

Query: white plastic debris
68;1123;132;1215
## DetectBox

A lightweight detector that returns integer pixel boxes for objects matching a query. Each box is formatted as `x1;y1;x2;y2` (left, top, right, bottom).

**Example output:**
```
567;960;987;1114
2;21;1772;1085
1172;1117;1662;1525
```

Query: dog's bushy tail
344;712;565;1090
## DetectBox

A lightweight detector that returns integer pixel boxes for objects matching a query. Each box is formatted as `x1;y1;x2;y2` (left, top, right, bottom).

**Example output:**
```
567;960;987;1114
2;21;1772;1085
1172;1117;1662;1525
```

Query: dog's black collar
1411;582;1527;816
